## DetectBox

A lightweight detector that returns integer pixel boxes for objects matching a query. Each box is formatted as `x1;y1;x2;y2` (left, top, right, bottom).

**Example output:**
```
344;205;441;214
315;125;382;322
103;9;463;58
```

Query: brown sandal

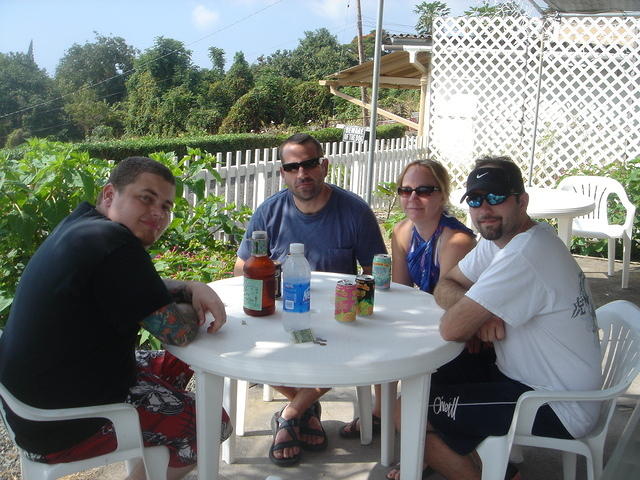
339;414;381;439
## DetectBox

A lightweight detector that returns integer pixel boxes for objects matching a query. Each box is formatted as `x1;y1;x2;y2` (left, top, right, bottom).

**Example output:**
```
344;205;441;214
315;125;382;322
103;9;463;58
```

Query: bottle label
243;277;263;310
283;281;310;313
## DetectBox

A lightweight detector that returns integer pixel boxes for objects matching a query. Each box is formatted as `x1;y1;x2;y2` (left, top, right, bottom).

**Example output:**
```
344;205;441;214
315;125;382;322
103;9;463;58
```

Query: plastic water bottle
282;243;311;332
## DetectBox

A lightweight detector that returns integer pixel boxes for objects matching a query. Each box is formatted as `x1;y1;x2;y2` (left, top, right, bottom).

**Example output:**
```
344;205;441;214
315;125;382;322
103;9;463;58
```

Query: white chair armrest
1;384;143;453
510;384;628;437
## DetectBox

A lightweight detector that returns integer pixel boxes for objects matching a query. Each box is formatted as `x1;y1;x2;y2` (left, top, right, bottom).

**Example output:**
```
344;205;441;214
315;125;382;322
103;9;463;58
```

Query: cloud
310;0;346;21
192;4;220;30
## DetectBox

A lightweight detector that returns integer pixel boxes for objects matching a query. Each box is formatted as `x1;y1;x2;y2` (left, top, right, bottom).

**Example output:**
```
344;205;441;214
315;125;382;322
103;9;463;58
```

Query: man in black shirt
0;157;229;480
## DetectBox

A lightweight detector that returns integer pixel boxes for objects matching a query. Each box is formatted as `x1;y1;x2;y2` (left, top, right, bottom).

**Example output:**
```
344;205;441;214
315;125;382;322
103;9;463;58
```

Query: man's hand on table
187;281;227;334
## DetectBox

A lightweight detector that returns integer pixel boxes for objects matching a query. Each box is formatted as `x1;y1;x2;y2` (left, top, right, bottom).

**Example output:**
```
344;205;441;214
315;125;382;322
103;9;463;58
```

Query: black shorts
427;348;572;455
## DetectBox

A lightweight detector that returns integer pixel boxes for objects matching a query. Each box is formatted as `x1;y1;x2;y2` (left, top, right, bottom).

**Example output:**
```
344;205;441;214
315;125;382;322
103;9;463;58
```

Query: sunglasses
281;157;323;173
465;193;513;208
397;185;441;198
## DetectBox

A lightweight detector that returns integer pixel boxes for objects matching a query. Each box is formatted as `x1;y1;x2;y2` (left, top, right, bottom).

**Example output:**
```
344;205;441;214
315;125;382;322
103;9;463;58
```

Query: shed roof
319;50;430;90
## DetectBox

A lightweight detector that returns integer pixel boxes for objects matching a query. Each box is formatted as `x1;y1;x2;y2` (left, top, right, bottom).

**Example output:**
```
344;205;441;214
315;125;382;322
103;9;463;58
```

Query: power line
0;0;287;121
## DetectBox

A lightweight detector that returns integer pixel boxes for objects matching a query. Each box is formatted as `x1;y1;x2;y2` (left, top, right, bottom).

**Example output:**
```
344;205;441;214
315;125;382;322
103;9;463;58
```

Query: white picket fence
195;135;423;207
188;136;427;241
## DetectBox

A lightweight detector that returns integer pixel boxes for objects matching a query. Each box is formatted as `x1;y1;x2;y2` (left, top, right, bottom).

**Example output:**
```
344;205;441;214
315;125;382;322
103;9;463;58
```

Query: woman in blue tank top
340;159;476;440
392;160;476;294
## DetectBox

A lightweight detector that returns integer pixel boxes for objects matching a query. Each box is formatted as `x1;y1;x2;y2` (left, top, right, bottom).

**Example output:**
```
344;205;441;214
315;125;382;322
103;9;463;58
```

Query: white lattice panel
428;14;640;189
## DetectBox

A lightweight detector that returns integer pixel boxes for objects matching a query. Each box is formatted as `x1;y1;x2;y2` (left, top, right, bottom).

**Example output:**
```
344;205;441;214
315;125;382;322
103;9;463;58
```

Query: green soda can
356;274;375;316
372;253;391;290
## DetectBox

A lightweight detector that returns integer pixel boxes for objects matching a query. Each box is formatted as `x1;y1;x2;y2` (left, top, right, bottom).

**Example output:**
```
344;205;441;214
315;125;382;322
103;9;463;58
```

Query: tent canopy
531;0;640;14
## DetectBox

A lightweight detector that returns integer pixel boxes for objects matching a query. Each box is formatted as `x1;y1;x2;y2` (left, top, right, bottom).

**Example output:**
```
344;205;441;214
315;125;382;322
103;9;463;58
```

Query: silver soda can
372;253;391;290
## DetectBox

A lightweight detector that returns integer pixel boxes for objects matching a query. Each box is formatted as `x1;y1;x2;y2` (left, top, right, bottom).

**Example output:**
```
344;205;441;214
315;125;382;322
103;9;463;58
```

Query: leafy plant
0;142;250;335
374;181;405;238
0;139;111;318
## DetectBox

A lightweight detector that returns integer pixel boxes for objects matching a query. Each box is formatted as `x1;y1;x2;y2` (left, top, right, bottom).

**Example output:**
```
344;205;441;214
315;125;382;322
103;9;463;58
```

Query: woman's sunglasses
281;157;323;173
397;185;441;198
465;193;513;208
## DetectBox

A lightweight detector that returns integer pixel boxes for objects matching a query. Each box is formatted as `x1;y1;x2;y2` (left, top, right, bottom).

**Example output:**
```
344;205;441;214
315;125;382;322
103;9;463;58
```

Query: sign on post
342;125;370;143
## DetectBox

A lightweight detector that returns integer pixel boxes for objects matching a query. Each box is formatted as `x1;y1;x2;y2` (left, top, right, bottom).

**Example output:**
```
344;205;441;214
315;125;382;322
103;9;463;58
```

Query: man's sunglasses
397;185;441;198
465;193;513;208
281;157;323;173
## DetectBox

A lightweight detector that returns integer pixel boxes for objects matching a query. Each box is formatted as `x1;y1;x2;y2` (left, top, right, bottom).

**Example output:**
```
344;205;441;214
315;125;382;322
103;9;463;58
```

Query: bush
563;156;640;261
64;126;406;162
4;128;29;148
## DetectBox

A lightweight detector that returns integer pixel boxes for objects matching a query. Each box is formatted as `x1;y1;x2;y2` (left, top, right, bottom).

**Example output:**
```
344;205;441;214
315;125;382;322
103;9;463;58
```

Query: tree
291;29;355;80
55;33;137;104
346;29;389;62
124;70;162;136
208;47;226;77
414;2;451;35
0;52;65;146
63;88;120;137
133;37;195;93
226;52;254;89
254;29;354;82
464;1;525;17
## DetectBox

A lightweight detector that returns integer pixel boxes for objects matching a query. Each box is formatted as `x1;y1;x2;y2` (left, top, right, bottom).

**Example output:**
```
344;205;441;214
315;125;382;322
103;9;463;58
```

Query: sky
0;0;483;77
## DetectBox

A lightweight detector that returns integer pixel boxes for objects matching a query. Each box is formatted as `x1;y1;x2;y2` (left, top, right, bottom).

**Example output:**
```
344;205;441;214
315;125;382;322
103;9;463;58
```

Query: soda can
355;274;375;316
274;261;282;299
335;280;357;322
372;253;392;290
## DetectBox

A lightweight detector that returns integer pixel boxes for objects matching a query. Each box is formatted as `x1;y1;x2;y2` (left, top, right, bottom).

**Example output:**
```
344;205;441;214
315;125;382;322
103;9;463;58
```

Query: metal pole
527;18;547;187
365;0;385;205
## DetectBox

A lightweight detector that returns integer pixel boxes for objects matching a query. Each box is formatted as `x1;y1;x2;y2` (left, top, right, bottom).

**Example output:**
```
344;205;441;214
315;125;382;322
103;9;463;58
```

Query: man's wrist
166;280;193;303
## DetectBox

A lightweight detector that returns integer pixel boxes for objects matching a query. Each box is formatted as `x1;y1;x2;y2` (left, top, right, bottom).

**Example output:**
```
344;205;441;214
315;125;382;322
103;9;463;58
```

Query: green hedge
28;124;405;162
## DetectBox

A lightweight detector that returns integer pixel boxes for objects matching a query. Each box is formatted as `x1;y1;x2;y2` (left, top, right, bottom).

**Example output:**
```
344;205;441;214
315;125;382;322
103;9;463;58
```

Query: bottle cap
290;243;304;254
252;230;267;240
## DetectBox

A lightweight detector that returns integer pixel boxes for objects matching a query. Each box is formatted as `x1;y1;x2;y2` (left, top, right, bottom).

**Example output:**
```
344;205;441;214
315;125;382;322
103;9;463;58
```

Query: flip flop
385;463;431;480
299;401;328;451
268;409;301;467
339;413;382;439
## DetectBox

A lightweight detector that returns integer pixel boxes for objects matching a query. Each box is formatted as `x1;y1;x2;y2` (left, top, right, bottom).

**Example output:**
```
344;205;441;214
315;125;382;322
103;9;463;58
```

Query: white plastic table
453;187;595;247
167;271;463;480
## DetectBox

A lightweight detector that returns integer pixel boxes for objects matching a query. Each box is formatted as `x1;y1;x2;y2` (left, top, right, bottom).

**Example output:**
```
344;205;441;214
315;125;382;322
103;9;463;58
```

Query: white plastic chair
477;300;640;480
0;347;169;480
558;176;636;288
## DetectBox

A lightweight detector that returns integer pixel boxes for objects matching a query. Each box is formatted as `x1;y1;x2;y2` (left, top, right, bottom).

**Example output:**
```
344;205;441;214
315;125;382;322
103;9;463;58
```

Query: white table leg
356;385;373;445
236;380;249;436
556;216;573;247
400;373;431;480
222;377;237;464
195;369;224;480
381;381;397;467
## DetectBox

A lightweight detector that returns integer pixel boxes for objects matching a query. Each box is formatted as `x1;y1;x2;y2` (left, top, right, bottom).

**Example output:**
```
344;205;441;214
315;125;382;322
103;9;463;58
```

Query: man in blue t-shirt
234;133;387;467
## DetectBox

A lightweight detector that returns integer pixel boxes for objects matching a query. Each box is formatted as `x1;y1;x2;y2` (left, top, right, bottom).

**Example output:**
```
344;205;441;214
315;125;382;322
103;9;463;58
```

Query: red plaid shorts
26;350;232;468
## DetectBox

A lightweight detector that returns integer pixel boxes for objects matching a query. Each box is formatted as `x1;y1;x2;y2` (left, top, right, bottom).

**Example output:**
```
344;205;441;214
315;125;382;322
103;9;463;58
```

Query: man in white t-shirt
386;157;601;480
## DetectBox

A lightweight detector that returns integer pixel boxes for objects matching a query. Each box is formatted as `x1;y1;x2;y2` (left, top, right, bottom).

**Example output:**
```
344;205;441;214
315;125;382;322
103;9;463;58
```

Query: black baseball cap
460;162;525;203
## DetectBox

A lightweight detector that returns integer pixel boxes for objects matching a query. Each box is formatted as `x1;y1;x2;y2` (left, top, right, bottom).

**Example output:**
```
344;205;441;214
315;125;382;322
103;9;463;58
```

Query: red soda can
335;280;357;322
372;253;391;289
356;274;375;316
